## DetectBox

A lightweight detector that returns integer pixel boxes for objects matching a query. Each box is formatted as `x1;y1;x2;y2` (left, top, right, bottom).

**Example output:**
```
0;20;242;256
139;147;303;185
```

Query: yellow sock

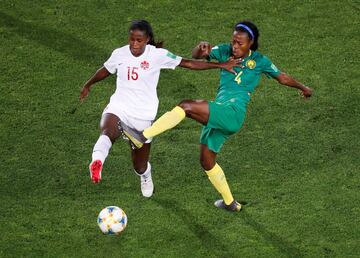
206;163;234;205
143;106;186;139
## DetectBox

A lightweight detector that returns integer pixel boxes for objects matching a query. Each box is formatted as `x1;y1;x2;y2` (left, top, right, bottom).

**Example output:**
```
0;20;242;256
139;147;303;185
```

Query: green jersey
207;43;281;111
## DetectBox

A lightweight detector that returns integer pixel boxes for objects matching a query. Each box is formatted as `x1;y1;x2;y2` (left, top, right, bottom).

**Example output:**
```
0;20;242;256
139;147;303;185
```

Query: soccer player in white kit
80;20;240;197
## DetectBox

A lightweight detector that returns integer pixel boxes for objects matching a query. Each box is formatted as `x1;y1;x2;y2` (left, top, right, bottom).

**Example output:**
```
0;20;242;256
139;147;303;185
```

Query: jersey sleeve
262;56;281;78
156;48;182;70
207;46;221;61
206;44;230;63
103;49;119;74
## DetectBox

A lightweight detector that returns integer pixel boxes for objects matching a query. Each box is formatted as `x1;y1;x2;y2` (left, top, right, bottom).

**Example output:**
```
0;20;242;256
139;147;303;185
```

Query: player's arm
191;41;212;59
80;67;111;102
274;72;313;98
178;58;241;75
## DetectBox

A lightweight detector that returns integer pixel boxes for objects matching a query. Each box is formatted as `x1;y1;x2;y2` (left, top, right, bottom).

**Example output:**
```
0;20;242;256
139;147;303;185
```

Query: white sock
134;162;151;179
92;135;112;164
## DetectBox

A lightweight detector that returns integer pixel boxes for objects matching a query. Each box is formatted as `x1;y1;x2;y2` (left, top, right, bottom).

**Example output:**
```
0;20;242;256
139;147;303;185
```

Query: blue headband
236;24;254;39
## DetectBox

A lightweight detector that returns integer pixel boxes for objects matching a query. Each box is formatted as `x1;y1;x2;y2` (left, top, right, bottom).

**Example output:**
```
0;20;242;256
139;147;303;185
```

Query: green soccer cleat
118;121;147;149
214;199;242;212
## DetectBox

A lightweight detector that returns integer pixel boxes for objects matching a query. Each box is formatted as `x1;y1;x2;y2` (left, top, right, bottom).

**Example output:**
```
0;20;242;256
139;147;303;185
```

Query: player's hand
300;86;313;99
222;57;244;75
192;41;212;59
198;41;212;56
80;85;90;102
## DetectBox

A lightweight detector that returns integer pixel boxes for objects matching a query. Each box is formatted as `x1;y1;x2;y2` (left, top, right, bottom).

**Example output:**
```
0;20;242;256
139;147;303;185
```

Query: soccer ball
97;206;127;235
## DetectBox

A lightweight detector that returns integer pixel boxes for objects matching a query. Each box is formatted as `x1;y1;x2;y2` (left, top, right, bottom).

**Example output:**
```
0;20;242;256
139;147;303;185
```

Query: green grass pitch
0;1;359;257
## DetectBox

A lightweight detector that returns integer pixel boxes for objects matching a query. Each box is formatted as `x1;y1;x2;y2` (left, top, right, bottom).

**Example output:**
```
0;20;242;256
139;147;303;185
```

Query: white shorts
101;104;153;143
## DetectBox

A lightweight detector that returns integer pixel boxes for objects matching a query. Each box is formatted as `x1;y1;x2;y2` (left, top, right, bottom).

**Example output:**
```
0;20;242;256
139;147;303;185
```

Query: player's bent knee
178;100;193;114
200;156;215;171
178;100;191;110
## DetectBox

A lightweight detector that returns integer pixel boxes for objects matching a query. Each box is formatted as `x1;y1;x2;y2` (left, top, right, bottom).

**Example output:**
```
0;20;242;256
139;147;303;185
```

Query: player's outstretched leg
120;106;185;149
142;106;186;140
121;100;209;148
89;113;122;183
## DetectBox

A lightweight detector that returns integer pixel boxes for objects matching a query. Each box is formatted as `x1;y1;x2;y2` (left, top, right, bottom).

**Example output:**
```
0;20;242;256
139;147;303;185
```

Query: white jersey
103;45;182;120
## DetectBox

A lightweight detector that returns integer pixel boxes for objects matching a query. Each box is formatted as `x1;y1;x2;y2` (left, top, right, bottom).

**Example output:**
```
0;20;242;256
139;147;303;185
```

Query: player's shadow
0;11;106;64
240;210;304;258
155;198;304;258
153;198;236;258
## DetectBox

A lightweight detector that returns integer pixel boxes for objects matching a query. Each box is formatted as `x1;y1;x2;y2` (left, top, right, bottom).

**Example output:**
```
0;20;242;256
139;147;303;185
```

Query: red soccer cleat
89;160;103;184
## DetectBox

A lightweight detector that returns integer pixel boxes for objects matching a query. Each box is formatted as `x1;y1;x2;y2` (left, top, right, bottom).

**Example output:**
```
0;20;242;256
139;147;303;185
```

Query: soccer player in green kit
121;20;313;212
